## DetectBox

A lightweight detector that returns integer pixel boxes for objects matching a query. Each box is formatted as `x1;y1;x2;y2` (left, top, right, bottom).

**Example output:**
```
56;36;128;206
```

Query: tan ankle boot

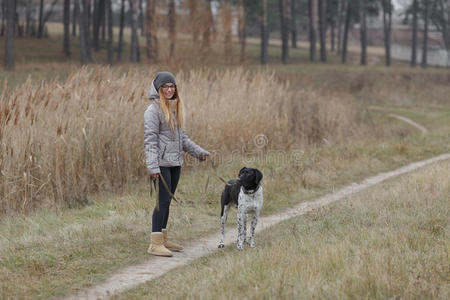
147;232;173;257
162;229;184;252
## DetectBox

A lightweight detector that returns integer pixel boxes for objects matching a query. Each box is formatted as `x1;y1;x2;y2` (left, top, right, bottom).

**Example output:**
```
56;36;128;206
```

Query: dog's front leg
219;205;229;248
237;207;245;251
249;211;260;248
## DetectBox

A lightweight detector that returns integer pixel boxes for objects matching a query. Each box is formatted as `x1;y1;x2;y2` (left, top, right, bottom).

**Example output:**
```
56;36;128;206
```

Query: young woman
144;71;209;257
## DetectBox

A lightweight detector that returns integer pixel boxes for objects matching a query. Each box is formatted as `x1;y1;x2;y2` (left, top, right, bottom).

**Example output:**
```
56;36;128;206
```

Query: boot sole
147;250;173;257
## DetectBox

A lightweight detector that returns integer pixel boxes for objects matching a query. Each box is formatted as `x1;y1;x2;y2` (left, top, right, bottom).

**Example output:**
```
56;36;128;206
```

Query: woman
144;71;209;257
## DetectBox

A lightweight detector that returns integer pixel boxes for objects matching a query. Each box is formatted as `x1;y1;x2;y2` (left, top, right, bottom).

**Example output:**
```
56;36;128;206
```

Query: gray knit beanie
153;71;176;91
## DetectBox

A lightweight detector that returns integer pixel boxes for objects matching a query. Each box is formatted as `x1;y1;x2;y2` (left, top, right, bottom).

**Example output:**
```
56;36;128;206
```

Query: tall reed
0;67;362;214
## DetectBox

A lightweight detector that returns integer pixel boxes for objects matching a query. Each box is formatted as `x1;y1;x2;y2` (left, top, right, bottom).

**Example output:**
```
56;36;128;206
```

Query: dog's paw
218;243;225;249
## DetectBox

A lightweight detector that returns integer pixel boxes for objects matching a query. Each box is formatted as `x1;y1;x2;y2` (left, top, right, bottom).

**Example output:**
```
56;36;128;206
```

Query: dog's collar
242;185;261;195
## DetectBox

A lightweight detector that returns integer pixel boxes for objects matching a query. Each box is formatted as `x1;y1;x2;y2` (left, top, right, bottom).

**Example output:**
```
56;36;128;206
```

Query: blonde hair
158;89;184;130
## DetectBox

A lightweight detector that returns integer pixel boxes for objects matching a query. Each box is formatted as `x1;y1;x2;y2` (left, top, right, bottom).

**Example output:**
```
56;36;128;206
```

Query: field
0;28;449;299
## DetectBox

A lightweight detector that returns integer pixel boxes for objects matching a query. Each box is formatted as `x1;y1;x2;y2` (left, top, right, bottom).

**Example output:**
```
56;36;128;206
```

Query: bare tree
430;0;450;66
411;0;418;66
238;0;246;63
93;0;106;51
77;0;92;64
37;0;58;38
168;0;176;58
145;0;158;60
72;0;77;36
261;0;269;64
4;0;15;70
188;0;199;43
129;0;140;62
202;0;213;52
360;0;367;65
341;0;351;63
421;0;429;68
309;0;317;61
337;0;344;54
106;0;113;63
291;0;297;48
382;0;392;66
223;0;232;64
318;0;327;62
64;0;71;57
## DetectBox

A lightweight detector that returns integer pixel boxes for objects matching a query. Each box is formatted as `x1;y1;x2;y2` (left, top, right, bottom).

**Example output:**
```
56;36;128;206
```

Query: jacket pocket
160;144;167;160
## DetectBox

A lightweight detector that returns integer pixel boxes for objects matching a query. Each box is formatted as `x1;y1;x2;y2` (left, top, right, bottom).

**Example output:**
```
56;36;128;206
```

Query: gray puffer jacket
144;81;210;175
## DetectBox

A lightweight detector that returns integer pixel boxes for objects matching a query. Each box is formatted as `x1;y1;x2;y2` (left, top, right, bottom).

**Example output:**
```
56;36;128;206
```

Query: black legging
152;166;181;232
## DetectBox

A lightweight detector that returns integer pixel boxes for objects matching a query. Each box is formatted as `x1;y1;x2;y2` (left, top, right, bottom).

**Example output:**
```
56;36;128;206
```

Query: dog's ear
239;167;247;177
254;169;263;186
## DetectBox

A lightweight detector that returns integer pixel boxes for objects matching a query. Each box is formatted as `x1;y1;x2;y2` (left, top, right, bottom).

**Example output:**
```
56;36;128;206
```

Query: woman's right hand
150;173;159;179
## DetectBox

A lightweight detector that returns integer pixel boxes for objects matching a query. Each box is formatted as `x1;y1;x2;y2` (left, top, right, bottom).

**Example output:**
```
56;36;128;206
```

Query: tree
421;0;429;68
291;0;297;48
411;0;418;66
238;0;246;63
93;0;106;51
223;0;232;64
4;0;15;70
318;0;327;62
129;0;140;62
168;0;176;58
37;0;58;38
63;0;71;57
106;0;113;63
202;0;214;52
145;0;158;60
430;0;449;66
279;0;290;64
341;0;351;63
261;0;269;64
309;0;317;61
382;0;392;66
77;0;92;64
188;0;199;43
337;0;344;54
360;0;367;65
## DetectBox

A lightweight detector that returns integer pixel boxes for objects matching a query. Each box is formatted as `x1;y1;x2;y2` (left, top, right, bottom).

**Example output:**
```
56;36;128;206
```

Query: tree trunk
382;0;392;66
291;0;297;48
93;0;105;51
279;0;289;64
64;0;71;57
360;0;367;65
188;0;199;43
145;0;158;60
4;0;15;70
330;0;335;51
1;0;6;36
168;0;176;58
309;0;317;61
117;0;125;61
139;0;144;36
411;0;418;66
72;0;77;36
106;0;113;63
77;0;92;64
238;0;246;63
421;0;429;68
202;0;213;52
261;0;268;64
337;0;343;54
341;0;351;63
223;0;232;64
38;0;44;38
318;0;327;62
129;0;140;62
101;8;106;42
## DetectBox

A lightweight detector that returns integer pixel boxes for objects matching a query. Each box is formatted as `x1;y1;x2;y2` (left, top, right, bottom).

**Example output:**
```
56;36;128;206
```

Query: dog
218;167;263;250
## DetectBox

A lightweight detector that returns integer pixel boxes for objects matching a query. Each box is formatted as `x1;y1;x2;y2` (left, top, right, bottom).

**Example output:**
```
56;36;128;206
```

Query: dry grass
118;160;450;300
0;67;365;215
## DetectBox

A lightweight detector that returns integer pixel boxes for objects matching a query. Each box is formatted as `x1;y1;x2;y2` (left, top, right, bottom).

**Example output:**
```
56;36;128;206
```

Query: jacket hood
147;80;160;100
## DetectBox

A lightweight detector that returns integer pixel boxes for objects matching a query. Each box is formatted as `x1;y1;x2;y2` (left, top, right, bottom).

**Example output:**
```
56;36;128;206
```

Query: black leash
150;174;181;211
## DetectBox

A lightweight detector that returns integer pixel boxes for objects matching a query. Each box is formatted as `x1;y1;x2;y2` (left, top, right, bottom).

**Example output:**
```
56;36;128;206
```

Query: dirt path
368;106;429;134
66;153;450;300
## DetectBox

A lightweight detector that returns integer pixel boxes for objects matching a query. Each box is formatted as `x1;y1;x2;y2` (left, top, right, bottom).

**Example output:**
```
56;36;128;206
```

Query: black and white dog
218;167;263;250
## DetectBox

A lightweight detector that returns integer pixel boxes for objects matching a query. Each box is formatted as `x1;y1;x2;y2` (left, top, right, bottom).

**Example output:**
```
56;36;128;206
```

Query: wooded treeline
2;0;449;70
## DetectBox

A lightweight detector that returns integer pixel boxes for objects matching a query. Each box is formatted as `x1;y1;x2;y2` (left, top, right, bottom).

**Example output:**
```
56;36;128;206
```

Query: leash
204;157;230;193
150;174;181;211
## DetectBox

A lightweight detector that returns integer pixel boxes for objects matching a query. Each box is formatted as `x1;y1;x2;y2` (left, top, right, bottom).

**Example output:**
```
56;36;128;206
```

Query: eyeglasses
161;84;176;90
